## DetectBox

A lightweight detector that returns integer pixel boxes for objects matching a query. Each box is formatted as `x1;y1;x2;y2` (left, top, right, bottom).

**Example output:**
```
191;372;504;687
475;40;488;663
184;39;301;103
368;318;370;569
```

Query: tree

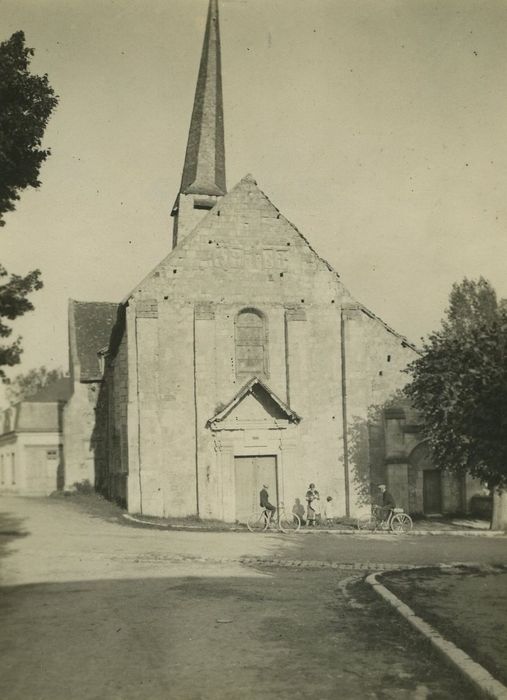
404;277;507;529
0;30;58;225
6;365;66;405
0;265;43;379
444;277;498;333
0;31;57;377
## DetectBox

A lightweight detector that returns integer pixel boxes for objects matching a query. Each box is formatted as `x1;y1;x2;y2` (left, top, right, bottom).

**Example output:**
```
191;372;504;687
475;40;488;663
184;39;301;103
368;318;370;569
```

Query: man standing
378;483;396;522
260;484;276;524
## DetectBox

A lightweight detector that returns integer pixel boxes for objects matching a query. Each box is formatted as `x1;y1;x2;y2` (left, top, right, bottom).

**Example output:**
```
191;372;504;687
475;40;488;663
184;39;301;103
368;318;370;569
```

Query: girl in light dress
305;483;320;526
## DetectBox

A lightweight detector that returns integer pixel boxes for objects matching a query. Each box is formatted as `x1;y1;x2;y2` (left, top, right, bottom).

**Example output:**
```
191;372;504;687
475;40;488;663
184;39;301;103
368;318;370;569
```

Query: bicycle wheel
390;513;413;533
356;516;376;531
279;512;301;533
247;511;269;532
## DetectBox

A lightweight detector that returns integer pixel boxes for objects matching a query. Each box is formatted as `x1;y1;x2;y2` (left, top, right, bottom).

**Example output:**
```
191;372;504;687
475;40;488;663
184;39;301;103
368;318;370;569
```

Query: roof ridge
70;299;119;306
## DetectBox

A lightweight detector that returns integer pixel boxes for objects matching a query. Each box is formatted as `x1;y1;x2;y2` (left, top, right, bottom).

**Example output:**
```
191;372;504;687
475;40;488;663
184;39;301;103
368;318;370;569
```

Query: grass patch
51;490;126;522
129;513;244;531
381;566;507;686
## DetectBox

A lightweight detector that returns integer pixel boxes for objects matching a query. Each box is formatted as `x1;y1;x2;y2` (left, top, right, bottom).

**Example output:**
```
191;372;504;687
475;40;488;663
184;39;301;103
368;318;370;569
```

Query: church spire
180;0;226;197
172;0;226;247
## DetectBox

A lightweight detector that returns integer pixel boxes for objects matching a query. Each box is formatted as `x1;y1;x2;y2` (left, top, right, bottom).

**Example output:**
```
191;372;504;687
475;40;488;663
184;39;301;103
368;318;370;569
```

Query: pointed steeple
180;0;226;197
171;0;226;248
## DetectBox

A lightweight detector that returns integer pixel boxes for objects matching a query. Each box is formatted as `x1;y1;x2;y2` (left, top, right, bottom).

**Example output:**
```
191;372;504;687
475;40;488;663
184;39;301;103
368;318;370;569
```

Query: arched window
235;308;268;379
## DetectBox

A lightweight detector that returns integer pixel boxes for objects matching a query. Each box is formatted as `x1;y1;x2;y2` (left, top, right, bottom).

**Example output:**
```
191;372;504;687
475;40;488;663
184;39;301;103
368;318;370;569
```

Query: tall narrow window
11;452;15;485
1;454;4;485
235;308;268;379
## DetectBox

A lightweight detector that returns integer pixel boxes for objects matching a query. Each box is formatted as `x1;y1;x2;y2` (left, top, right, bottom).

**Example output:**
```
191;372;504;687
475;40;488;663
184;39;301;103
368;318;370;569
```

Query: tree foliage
0;264;43;379
0;31;57;378
404;277;507;490
444;277;498;333
6;365;65;404
0;30;58;225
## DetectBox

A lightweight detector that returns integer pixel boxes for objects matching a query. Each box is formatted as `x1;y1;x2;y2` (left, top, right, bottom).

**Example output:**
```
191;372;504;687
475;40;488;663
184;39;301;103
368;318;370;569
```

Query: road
1;495;505;700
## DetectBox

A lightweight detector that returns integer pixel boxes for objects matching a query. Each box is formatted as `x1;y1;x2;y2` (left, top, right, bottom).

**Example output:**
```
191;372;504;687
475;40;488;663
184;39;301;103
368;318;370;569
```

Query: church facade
64;0;480;520
94;172;417;521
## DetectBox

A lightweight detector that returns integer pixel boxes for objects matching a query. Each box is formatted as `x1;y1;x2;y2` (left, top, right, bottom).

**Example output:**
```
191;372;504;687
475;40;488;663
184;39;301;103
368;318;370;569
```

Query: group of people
259;482;396;527
259;482;338;527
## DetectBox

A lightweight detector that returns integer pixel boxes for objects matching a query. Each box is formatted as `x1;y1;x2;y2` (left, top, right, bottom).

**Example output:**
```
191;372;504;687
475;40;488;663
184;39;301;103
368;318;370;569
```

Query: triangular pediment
207;377;301;430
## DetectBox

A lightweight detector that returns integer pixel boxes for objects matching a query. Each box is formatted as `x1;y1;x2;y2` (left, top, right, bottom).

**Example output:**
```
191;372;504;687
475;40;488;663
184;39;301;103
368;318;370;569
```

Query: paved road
1;496;505;700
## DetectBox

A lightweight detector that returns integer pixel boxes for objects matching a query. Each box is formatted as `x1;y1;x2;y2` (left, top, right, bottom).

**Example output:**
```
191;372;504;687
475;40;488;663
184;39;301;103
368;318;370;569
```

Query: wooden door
25;446;54;496
234;455;277;524
423;469;442;514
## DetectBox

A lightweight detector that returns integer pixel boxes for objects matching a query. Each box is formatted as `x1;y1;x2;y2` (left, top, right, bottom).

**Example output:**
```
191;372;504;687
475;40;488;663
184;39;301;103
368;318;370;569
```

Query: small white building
0;378;71;496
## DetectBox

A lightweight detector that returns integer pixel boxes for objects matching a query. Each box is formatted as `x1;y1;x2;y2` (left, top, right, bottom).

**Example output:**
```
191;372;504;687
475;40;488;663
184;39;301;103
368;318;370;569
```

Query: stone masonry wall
342;306;418;516
63;381;100;489
122;176;419;520
96;322;129;505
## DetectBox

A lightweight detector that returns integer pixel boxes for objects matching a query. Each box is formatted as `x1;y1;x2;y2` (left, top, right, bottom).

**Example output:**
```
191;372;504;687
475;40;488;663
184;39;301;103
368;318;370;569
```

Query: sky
1;0;507;404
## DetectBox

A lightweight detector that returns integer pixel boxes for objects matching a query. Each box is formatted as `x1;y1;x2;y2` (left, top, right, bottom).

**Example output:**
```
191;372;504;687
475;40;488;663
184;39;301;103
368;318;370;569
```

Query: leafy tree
0;31;57;378
0;265;43;379
444;277;498;333
6;365;65;404
404;277;507;529
0;30;58;224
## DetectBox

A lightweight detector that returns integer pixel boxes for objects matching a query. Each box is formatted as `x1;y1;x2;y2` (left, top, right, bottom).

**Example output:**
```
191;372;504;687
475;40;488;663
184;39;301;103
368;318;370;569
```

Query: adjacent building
371;400;481;515
63;300;119;490
0;378;71;496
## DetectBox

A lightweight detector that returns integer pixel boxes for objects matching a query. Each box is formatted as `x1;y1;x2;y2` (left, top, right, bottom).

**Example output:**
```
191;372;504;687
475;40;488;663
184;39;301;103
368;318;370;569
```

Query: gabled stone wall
113;177;419;520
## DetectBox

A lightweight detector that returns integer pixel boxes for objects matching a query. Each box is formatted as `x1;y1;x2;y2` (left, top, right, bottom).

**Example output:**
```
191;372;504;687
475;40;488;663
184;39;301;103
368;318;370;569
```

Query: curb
366;569;507;700
122;514;504;536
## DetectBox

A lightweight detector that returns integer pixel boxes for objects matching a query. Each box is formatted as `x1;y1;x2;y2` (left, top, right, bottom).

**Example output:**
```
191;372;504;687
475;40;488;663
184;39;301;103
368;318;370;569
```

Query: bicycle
247;503;301;533
356;504;413;533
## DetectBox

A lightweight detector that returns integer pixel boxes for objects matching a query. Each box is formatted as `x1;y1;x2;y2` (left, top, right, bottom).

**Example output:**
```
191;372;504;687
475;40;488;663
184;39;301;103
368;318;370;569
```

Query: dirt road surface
1;496;505;700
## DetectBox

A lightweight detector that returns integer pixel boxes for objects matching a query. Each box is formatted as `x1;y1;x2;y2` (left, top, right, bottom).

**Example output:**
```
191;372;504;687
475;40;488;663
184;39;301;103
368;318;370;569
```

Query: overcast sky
2;0;506;403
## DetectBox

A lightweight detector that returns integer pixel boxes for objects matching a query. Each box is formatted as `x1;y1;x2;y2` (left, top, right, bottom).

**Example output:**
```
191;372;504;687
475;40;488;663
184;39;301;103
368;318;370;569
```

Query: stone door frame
210;424;297;522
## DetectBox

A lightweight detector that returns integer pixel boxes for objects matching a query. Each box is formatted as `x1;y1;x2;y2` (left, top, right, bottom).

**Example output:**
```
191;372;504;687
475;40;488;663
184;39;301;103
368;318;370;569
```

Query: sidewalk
124;511;502;536
47;493;504;536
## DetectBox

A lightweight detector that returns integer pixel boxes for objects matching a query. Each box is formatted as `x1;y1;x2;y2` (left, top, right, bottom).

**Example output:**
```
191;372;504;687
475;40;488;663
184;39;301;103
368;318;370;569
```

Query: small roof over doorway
207;377;302;429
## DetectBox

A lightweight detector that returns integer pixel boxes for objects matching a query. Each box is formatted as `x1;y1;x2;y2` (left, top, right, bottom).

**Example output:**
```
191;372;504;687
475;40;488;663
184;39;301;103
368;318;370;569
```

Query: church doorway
423;469;442;514
234;455;277;524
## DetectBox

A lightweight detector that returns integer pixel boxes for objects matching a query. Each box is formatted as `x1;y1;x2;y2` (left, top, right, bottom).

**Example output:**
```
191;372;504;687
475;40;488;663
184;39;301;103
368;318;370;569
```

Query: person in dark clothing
260;484;276;524
378;484;396;522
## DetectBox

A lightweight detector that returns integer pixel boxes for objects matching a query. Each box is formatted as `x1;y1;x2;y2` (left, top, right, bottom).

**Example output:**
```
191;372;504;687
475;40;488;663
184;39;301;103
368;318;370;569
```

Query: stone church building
64;0;480;520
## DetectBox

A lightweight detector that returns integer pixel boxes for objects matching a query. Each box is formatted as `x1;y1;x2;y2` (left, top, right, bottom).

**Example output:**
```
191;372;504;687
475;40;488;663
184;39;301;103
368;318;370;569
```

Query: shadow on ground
0;509;28;563
0;567;476;700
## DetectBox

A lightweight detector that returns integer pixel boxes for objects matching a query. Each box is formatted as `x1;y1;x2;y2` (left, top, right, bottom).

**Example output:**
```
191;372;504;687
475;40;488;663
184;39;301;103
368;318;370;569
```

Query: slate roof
28;377;73;403
68;300;119;381
14;402;64;433
0;379;72;437
179;0;226;197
